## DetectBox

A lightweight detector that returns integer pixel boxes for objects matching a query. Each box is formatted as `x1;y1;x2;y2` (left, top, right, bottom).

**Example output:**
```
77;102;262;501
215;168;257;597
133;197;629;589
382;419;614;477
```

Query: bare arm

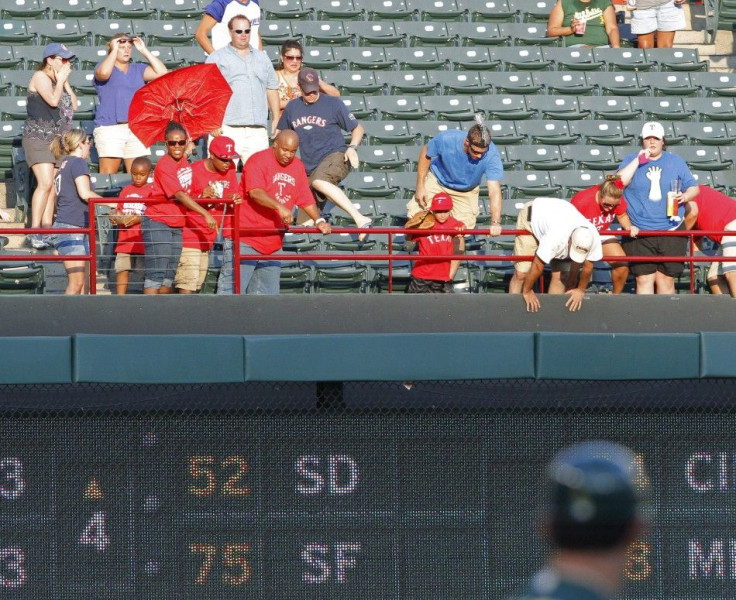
448;234;465;280
94;44;118;82
249;188;293;225
194;14;217;55
173;191;218;229
345;124;364;168
267;88;280;135
547;0;575;37
487;179;503;236
135;38;169;81
616;152;645;186
303;204;332;235
74;175;104;201
521;256;545;312
31;69;68;108
565;260;593;312
616;212;639;238
603;6;621;48
319;78;341;97
415;145;431;209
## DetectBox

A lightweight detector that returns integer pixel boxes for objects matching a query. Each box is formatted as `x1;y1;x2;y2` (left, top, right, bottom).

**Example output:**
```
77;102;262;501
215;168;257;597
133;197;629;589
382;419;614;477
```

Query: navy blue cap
42;43;76;60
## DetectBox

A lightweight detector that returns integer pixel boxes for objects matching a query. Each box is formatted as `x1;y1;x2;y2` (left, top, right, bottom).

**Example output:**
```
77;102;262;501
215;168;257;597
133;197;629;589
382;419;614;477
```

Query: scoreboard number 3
0;458;25;500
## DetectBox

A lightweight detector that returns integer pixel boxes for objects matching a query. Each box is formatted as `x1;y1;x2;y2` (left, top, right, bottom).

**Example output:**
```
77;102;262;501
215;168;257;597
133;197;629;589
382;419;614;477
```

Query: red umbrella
128;63;232;147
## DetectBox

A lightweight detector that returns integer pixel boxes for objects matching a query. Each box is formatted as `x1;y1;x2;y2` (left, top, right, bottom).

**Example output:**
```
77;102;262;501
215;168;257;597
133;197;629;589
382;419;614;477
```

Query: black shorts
406;277;453;294
622;226;687;277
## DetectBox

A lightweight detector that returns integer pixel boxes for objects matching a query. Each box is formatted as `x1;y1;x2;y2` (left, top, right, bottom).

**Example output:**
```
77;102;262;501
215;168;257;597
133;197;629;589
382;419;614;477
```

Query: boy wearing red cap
174;136;241;294
406;192;465;293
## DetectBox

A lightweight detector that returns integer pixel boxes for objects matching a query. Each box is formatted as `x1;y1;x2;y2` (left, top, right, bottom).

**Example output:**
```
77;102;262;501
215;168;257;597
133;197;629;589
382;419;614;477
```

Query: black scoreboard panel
1;411;736;599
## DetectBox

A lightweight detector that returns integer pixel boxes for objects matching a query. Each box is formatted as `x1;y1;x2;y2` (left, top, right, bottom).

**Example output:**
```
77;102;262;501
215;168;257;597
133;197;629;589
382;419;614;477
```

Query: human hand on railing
490;222;502;237
229;192;242;205
565;288;585;312
277;205;294;226
0;208;11;222
316;220;331;235
522;290;540;313
629;226;639;238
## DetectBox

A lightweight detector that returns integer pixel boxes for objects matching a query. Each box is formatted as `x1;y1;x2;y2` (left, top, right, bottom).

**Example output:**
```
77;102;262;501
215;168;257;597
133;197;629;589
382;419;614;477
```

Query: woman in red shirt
141;121;217;294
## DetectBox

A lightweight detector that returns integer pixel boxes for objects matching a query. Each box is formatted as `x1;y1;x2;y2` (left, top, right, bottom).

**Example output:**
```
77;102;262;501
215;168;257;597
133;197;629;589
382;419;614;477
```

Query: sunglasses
232;28;251;34
284;55;302;61
601;202;618;210
167;140;188;147
118;39;133;45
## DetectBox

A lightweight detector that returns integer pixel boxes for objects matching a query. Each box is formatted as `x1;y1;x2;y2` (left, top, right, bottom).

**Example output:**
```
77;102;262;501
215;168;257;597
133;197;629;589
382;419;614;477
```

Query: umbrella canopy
129;63;232;147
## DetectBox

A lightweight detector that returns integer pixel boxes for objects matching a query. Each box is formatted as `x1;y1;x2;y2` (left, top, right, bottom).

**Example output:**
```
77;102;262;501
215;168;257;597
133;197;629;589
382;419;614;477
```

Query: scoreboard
1;411;735;599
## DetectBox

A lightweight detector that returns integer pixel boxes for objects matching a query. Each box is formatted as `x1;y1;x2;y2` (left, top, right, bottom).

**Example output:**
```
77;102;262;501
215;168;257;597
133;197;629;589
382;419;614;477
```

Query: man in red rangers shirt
174;135;241;294
683;185;736;296
230;129;331;294
406;192;465;293
571;175;639;294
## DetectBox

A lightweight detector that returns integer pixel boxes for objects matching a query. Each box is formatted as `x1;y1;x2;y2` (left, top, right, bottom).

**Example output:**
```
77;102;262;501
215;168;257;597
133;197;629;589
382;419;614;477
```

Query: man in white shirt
195;0;262;54
509;197;603;312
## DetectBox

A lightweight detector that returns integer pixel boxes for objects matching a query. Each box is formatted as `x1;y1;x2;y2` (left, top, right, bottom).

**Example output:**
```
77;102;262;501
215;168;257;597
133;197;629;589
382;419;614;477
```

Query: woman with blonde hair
93;33;167;174
50;129;105;294
22;43;78;249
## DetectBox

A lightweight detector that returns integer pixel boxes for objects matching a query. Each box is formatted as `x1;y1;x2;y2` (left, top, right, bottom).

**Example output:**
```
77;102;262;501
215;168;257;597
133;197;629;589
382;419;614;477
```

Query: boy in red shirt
571;175;639;294
174;136;240;294
226;130;331;294
406;192;465;293
111;156;151;295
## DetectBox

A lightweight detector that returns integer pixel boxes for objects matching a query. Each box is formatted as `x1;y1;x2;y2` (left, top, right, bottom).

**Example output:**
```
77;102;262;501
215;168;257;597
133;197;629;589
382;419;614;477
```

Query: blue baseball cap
42;43;76;60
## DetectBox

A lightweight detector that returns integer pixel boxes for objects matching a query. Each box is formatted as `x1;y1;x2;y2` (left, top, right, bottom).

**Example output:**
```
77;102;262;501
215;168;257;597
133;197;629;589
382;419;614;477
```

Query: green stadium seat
549;170;605;196
359;0;415;20
278;264;312;293
82;19;136;45
0;262;45;294
586;71;651;96
503;171;560;199
643;71;699;97
345;21;403;46
359;145;406;171
428;71;488;95
303;46;340;70
421;95;475;121
362;121;416;145
710;170;736;195
577;96;640;120
311;0;364;19
394;22;454;46
488;46;552;70
436;46;495;71
532;70;594;95
396;144;421;169
2;0;46;19
75;47;111;69
340;95;371;119
74;95;98;121
40;0;103;18
560;145;620;171
512;0;557;22
674;122;736;146
542;46;604;70
312;263;369;293
340;47;394;70
447;22;505;46
329;71;382;94
262;0;311;20
385;47;445;70
69;70;98;96
689;170;714;188
387;172;419;199
342;171;398;199
497;22;561;45
0;21;35;45
516;119;577;145
592;47;655;71
620;120;683;144
156;0;203;20
259;20;295;45
629;96;692;121
482;71;541;95
0;45;24;70
473;95;536;120
373;197;410;225
568;120;634;146
367;95;428;120
375;70;435;95
486;120;526;145
683;97;736;122
370;261;412;293
456;0;517;22
644;48;707;72
406;0;465;20
690;71;736;97
26;19;87;45
106;0;156;19
676;146;732;172
407;120;464;144
0;70;31;96
507;144;571;171
172;46;206;67
0;97;28;121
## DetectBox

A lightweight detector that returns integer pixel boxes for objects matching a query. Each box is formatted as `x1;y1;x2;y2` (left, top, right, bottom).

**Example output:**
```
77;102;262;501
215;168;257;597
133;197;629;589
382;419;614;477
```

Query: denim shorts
52;222;89;256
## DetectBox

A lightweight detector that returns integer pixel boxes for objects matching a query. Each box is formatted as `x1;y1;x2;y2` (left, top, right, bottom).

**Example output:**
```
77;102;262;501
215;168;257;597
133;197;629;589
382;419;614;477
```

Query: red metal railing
0;197;730;295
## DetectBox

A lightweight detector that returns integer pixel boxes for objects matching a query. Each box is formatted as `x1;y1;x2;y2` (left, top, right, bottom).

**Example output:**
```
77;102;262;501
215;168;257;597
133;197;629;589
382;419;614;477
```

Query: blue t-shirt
427;129;504;191
54;156;92;227
277;95;358;174
618;151;697;230
93;62;147;127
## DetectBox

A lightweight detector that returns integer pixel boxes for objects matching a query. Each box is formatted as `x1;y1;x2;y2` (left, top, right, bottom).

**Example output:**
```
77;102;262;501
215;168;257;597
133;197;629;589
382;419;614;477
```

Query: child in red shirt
111;157;151;295
406;192;465;293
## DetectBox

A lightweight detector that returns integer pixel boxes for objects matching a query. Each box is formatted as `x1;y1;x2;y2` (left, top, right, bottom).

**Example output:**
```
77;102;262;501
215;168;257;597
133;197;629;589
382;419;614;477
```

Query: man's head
463;124;492;161
129;157;152;187
209;136;239;173
272;130;299;167
568;227;595;264
546;441;644;551
430;192;453;223
298;68;320;103
228;16;252;50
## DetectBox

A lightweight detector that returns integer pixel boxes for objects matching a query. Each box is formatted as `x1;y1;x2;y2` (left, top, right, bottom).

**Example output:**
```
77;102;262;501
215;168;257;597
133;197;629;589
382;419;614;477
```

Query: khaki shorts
114;252;144;274
93;124;150;159
513;202;537;274
174;248;209;292
406;171;480;229
708;218;736;280
309;151;350;187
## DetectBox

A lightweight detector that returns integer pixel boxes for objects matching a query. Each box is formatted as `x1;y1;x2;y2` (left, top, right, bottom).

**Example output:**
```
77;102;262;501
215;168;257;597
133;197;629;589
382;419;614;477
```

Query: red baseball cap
209;136;239;160
430;192;453;212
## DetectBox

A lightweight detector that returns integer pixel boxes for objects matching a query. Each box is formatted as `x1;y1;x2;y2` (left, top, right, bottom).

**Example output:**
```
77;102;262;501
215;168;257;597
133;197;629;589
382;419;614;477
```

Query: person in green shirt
547;0;621;47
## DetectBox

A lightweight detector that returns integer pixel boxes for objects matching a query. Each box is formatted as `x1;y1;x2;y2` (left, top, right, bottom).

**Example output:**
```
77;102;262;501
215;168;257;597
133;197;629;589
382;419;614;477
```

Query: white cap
569;227;595;264
641;121;665;140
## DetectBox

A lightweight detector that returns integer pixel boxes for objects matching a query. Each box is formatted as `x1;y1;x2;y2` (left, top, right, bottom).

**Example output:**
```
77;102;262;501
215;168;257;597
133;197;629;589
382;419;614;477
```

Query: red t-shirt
177;160;238;251
114;183;151;255
411;216;464;282
571;185;628;233
691;185;736;243
146;154;187;228
237;148;315;255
